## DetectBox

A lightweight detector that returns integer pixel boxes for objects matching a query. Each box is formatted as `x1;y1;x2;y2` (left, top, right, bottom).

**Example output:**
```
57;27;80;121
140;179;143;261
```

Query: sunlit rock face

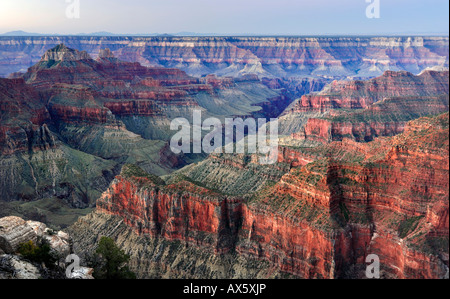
0;38;448;279
68;113;449;279
279;70;449;140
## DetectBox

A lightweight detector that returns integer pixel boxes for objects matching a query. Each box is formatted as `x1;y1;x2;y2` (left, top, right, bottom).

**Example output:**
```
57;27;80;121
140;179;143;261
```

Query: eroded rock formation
281;70;449;141
69;113;449;279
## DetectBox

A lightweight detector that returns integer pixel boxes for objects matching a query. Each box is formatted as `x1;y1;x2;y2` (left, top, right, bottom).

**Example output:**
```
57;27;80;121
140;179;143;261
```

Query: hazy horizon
1;30;449;37
0;0;448;36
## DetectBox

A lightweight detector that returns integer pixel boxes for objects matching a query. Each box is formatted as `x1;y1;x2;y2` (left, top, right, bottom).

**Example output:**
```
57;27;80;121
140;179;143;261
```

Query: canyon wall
0;36;448;78
0;44;292;220
289;70;449;113
280;70;449;140
69;113;449;279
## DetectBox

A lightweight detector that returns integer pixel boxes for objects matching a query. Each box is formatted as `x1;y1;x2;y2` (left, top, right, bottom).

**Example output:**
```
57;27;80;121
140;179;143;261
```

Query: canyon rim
0;0;449;287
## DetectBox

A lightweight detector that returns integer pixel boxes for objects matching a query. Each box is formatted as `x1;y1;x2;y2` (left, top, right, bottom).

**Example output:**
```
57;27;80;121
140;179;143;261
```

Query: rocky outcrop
0;255;41;279
41;44;91;62
0;217;37;254
0;216;93;279
0;216;70;256
26;221;70;256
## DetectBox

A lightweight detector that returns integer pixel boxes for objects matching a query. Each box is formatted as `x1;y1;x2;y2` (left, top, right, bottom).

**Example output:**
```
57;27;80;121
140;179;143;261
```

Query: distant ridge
1;30;44;36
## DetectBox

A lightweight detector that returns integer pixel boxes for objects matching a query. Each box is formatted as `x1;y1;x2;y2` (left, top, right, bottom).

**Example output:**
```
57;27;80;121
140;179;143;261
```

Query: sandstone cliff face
290;71;449;113
0;36;448;78
297;94;449;143
69;113;449;279
282;71;449;141
96;167;243;253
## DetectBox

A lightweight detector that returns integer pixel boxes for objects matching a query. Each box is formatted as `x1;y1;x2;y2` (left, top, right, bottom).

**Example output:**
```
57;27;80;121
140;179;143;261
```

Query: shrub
92;236;136;279
18;238;58;268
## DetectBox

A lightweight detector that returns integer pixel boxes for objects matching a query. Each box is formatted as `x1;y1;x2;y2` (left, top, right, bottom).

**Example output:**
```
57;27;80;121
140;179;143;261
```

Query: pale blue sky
0;0;448;35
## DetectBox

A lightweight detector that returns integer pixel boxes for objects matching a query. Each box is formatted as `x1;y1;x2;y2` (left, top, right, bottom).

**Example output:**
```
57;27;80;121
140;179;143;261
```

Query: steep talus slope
0;36;448;78
165;153;291;196
68;113;449;279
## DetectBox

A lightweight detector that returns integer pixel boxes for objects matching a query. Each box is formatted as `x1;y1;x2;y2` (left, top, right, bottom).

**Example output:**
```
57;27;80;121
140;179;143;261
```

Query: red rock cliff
95;113;449;279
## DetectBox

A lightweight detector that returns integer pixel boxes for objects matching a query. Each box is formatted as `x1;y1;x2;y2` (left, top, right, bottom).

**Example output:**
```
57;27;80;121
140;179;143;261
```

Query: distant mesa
41;44;91;62
98;48;115;59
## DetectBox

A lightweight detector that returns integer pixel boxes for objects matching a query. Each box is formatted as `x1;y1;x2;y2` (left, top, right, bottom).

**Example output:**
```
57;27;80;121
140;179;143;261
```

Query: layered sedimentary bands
1;37;449;279
0;44;292;221
70;59;448;277
69;113;449;279
279;70;449;139
0;36;448;79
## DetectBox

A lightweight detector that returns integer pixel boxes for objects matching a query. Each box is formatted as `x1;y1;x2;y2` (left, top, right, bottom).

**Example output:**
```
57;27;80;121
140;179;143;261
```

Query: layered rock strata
69;113;449;279
0;36;448;78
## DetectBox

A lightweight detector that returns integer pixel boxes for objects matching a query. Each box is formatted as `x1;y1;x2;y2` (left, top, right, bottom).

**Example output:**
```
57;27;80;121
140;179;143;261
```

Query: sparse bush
92;236;136;279
18;238;58;268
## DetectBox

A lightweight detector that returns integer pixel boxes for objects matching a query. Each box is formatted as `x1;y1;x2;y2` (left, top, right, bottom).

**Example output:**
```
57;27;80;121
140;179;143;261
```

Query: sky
0;0;448;35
